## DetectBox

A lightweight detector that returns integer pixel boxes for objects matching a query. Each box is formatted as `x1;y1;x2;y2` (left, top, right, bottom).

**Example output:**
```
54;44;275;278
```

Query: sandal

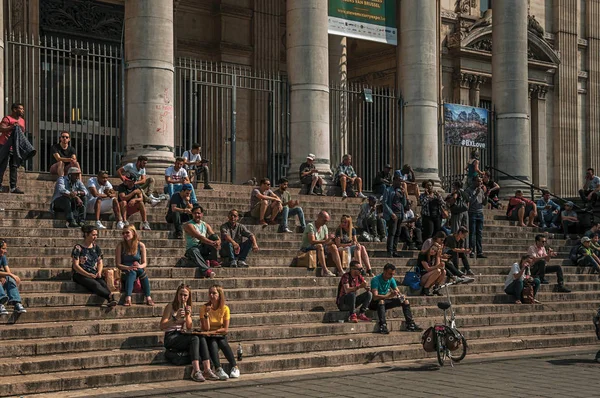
146;297;155;306
123;296;132;306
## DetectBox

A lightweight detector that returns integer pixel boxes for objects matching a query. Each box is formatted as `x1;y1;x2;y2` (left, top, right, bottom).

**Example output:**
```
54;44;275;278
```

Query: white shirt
86;177;113;201
404;209;415;220
122;163;147;179
504;262;529;290
165;165;188;184
182;150;202;166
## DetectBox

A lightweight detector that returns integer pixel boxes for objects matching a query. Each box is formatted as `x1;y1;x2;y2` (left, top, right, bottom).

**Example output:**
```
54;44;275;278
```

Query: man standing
182;143;212;190
117;156;160;205
299;153;324;195
300;210;342;277
465;176;486;258
536;190;560;229
49;131;81;179
506;190;538;228
382;175;407;257
336;260;372;323
166;183;194;239
250;178;282;226
164;157;198;204
334;154;367;199
0;103;26;194
183;204;221;272
220;209;259;267
368;263;421;334
117;174;151;230
527;234;571;292
561;201;579;240
372;164;393;196
51;167;88;228
86;170;122;230
579;168;600;210
273;178;306;233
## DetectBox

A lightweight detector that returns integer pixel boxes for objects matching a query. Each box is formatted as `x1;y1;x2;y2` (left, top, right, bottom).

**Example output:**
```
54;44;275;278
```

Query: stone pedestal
328;35;348;168
123;0;175;174
286;0;331;183
492;0;531;192
397;0;439;184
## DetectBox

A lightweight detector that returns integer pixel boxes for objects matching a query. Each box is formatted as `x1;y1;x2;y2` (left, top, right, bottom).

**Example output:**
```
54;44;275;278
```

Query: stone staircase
0;172;598;397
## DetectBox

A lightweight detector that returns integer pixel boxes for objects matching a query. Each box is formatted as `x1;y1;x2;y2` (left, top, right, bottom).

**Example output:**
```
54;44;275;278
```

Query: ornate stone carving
454;0;470;14
40;0;124;42
468;9;492;32
527;15;545;38
529;84;548;99
469;38;492;52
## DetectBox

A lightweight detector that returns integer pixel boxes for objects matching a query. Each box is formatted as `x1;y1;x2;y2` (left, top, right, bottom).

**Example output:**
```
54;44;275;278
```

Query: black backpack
569;241;581;265
164;348;191;366
450;190;469;214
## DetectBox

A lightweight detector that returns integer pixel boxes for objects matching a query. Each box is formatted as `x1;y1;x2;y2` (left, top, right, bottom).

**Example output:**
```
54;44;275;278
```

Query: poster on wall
444;104;489;149
328;0;397;45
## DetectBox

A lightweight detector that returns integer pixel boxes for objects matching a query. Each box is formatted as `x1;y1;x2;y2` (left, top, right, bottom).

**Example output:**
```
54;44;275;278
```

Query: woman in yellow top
199;284;240;380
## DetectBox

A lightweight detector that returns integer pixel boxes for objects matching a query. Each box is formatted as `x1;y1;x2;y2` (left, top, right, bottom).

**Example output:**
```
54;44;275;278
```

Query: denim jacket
382;185;407;221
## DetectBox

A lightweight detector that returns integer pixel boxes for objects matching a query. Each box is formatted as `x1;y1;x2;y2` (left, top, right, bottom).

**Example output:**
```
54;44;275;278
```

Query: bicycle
432;279;468;366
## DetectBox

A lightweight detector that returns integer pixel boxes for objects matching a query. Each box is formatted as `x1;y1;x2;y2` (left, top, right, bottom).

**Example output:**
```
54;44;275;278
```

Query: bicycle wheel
436;331;447;366
449;335;468;362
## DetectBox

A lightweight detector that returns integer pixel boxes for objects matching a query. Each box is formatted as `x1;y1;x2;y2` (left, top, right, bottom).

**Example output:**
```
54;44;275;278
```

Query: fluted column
397;0;439;183
530;84;548;189
587;0;600;174
492;0;531;191
123;0;175;174
287;0;331;182
0;0;4;115
329;35;348;168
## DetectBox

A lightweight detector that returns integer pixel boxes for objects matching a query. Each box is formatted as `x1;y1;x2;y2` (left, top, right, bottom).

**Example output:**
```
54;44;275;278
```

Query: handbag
521;278;535;304
294;250;317;269
402;266;421;290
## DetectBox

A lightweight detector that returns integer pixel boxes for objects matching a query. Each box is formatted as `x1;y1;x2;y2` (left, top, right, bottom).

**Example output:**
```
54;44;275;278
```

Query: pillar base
122;145;175;175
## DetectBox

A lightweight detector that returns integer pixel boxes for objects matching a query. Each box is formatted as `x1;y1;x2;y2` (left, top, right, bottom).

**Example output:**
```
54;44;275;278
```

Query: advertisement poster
444;104;489;149
328;0;397;45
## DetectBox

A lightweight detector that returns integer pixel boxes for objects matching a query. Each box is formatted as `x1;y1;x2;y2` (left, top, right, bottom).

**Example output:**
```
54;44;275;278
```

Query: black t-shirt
166;193;190;219
445;235;464;252
485;180;499;199
51;143;76;165
416;252;431;275
117;183;136;200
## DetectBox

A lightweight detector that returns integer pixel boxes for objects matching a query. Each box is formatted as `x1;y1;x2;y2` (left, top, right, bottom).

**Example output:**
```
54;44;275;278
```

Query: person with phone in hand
336;261;373;323
160;284;214;382
527;234;571;292
199;285;240;380
504;255;541;304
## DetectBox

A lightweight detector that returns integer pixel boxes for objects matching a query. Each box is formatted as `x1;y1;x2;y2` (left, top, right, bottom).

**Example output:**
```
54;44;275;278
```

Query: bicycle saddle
437;302;451;310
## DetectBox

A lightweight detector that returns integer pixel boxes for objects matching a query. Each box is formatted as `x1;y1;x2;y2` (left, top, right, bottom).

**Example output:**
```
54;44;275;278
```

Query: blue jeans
165;183;198;204
539;210;559;227
468;212;484;255
221;240;252;261
121;269;151;297
0;276;22;304
280;206;306;229
504;278;541;300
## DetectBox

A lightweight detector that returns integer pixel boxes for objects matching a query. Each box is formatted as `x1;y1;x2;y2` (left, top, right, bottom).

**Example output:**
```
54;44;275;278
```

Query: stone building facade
1;0;598;195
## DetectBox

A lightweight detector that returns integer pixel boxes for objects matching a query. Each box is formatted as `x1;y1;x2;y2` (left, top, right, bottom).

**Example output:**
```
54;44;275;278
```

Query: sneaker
204;185;214;190
477;253;487;258
373;237;381;242
230;260;238;268
378;323;390;334
0;305;8;315
149;194;160;201
406;323;423;332
278;227;293;233
14;303;26;313
158;194;169;201
541;279;550;285
107;297;118;307
461;276;475;284
238;260;249;268
209;260;221;268
555;285;571;293
9;187;24;194
123;220;130;226
215;367;229;380
466;270;475;276
66;220;79;228
422;288;433;296
348;313;358;323
229;366;240;378
203;369;220;381
550;223;559;229
150;199;160;207
357;192;367;199
191;371;205;382
206;270;216;278
174;231;183;239
116;221;125;230
469;253;474;258
357;313;371;322
342;191;348;198
95;220;107;229
141;221;151;230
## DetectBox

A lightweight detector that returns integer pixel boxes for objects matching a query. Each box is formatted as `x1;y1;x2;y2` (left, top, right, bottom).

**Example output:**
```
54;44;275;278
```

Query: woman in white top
504;255;541;304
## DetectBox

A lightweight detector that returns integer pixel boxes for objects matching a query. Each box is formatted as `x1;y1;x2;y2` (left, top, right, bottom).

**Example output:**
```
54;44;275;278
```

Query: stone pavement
38;347;600;398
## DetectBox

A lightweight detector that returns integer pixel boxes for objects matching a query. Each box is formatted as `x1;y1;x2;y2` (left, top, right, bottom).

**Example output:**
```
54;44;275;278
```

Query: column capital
528;83;548;100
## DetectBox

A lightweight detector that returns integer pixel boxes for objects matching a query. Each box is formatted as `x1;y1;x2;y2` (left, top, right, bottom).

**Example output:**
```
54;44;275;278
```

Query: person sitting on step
368;263;422;334
51;167;88;228
583;222;600;238
115;225;153;306
117;155;160;206
86;170;122;230
372;164;393;196
166;183;194;239
506;190;538;228
579;167;600;211
182;143;213;190
198;284;241;380
334;214;374;276
444;226;475;277
504;255;541;304
399;201;422;250
527;234;571;293
164;157;198;204
576;237;600;274
49;131;81;179
561;201;580;240
183;204;221;273
219;208;259;268
416;243;446;296
249;178;282;226
160;283;218;382
273;177;306;233
482;171;502;209
396;164;420;197
300;210;343;277
357;195;386;242
117;173;151;230
336;260;373;323
299;153;324;195
71;225;117;307
536;190;560;230
334;154;367;199
0;239;27;315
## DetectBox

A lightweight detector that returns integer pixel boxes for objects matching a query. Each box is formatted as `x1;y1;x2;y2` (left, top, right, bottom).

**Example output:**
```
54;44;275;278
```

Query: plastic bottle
237;343;243;361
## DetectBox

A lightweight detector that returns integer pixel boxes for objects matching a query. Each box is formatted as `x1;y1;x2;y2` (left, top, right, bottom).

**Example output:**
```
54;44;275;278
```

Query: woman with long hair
416;243;446;296
504;255;541;304
160;284;218;382
71;225;117;306
466;149;483;186
115;225;153;306
334;215;374;276
199;285;240;380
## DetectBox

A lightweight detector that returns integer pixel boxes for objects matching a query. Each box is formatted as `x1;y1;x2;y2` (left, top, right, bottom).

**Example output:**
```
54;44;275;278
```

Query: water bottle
237;343;243;361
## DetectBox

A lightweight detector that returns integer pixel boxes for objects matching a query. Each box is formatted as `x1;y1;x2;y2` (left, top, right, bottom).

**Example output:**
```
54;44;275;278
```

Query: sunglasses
61;136;70;139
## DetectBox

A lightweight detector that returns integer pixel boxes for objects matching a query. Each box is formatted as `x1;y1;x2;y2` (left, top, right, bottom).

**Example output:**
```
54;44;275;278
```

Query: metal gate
330;82;401;191
4;33;123;174
175;59;290;184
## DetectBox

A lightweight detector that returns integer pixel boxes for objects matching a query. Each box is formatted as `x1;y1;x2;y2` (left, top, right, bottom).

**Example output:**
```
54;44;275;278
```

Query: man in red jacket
507;190;538;227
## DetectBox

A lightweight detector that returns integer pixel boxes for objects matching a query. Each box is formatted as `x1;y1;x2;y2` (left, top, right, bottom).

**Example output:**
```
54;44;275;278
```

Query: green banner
328;0;397;45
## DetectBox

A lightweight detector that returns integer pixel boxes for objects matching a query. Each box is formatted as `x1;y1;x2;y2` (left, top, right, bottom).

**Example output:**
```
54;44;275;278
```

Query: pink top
0;116;26;146
527;244;547;259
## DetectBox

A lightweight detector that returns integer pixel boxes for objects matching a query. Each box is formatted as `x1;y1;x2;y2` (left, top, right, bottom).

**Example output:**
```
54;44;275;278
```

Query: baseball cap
67;167;81;175
123;172;138;182
182;183;193;191
581;236;591;243
565;201;574;207
307;153;315;161
367;195;377;202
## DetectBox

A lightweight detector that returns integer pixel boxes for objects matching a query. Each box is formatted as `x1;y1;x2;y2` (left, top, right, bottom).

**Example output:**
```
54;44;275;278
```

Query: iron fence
330;82;400;192
175;59;290;184
4;33;123;174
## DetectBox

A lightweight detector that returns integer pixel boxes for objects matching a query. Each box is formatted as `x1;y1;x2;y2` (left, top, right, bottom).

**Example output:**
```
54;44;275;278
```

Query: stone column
0;0;4;115
586;0;600;178
123;0;175;174
492;0;531;191
328;35;347;168
286;0;331;183
452;72;471;105
469;76;485;107
530;84;548;189
397;0;439;183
